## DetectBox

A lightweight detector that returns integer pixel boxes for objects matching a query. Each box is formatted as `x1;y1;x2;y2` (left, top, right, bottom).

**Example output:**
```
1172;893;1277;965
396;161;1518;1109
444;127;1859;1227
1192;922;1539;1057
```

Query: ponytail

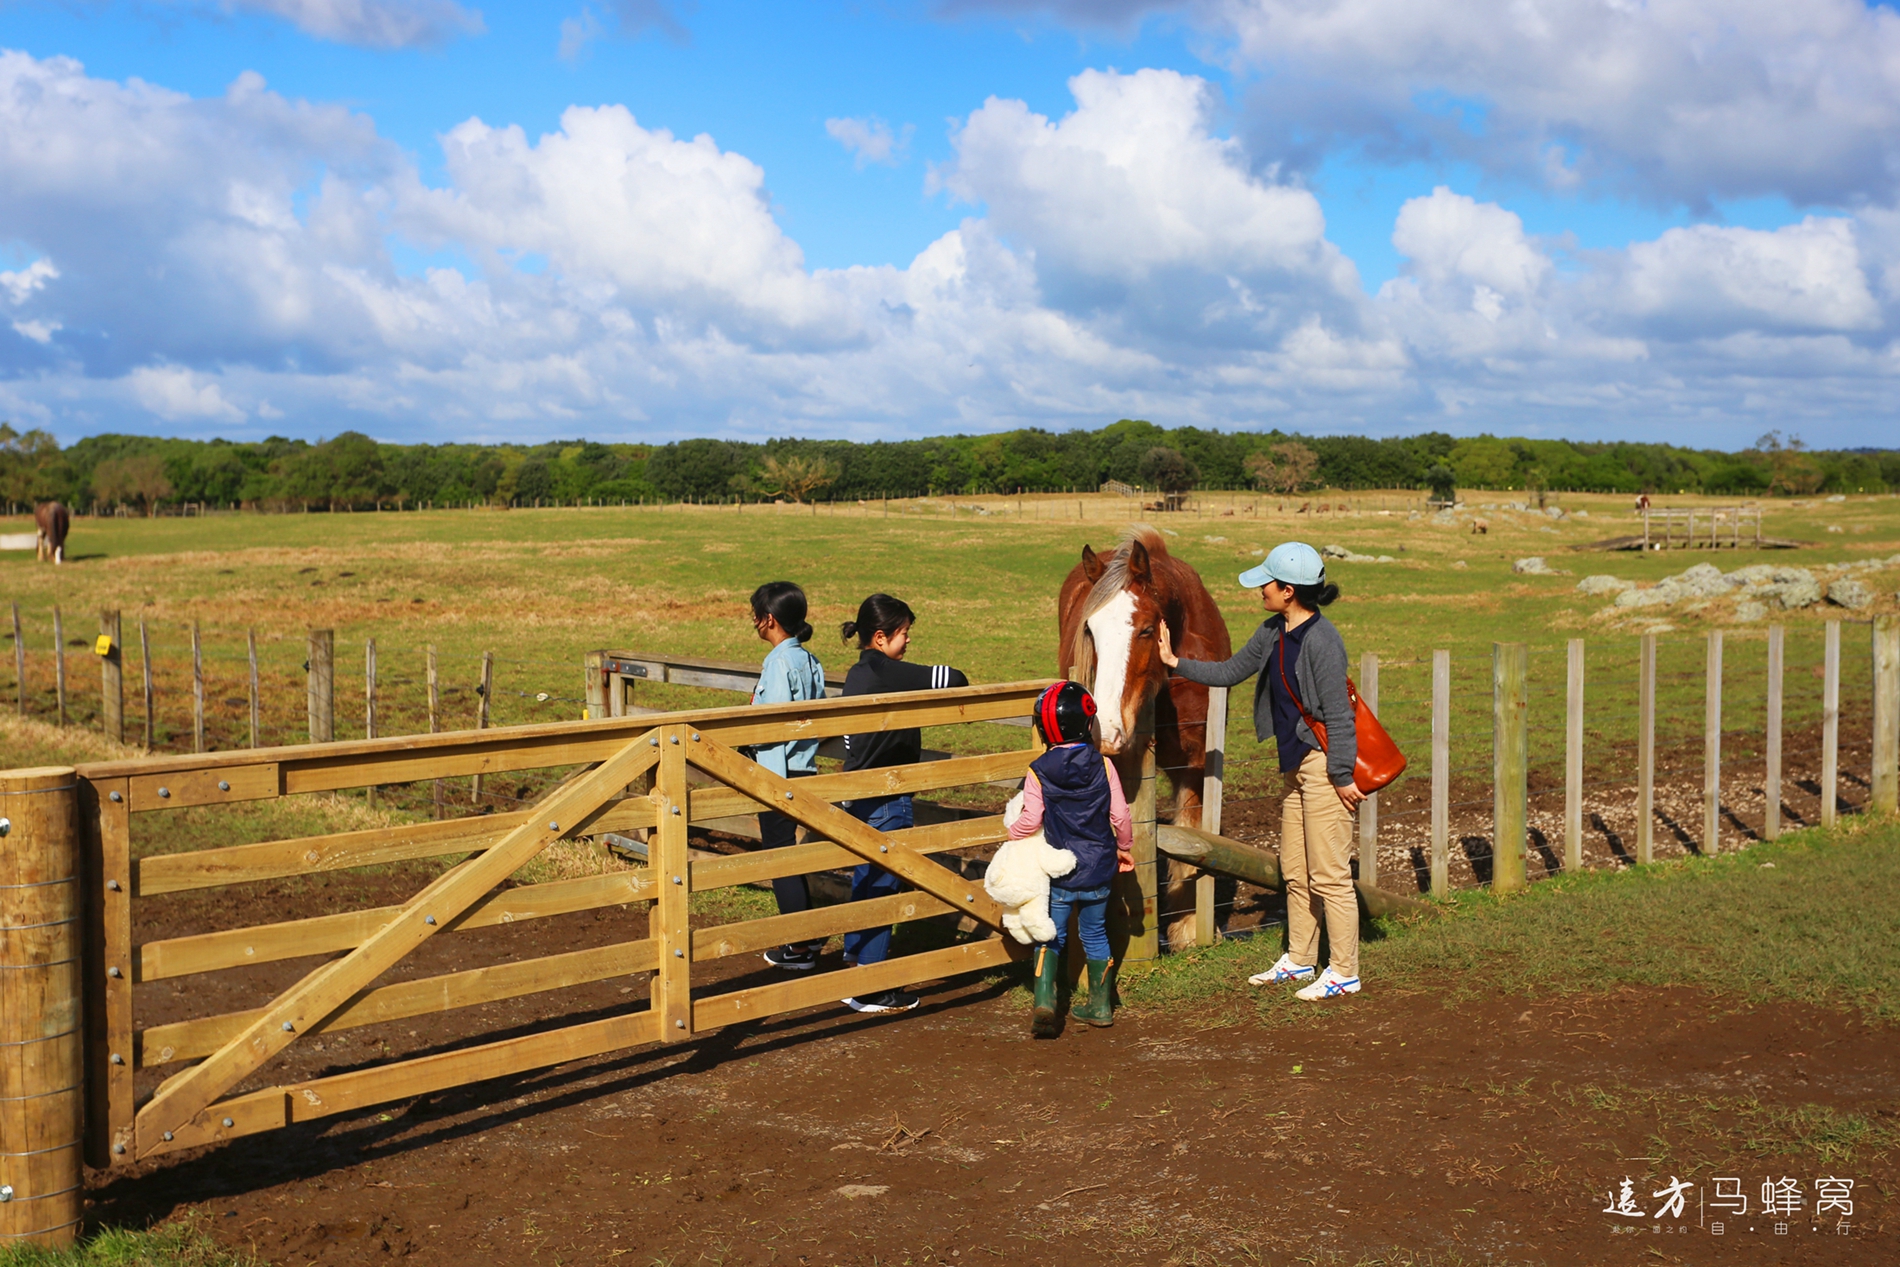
842;592;916;647
1288;580;1340;609
750;581;814;643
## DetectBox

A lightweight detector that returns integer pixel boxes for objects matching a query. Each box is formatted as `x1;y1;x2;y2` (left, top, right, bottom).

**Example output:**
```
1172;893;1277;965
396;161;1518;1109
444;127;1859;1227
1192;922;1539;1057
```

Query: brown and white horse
34;502;69;565
1058;527;1232;948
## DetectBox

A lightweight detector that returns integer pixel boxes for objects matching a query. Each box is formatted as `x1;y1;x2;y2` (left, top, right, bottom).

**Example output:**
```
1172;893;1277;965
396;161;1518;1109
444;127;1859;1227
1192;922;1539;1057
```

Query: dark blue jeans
842;794;913;966
1045;883;1113;960
758;769;818;948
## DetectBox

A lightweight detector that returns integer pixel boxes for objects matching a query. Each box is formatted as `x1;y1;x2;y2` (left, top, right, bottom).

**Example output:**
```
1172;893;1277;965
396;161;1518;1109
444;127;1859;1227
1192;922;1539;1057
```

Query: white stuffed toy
984;788;1078;945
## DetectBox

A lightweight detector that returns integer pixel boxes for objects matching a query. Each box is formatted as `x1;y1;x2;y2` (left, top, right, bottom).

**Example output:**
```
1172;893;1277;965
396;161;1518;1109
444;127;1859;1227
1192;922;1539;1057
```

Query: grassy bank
1126;814;1900;1023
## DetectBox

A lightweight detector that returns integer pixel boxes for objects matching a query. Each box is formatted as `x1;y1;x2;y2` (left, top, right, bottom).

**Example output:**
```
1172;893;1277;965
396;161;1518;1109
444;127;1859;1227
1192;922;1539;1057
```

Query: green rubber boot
1030;944;1061;1037
1072;958;1115;1027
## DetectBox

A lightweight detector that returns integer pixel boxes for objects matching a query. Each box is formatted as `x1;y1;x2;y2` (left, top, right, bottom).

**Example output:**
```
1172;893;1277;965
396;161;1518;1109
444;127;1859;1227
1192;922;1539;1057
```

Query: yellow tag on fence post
94;634;113;657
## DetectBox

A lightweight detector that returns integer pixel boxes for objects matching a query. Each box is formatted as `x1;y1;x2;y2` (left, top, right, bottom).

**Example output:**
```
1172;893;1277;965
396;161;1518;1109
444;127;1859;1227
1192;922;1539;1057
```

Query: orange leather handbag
1277;637;1408;794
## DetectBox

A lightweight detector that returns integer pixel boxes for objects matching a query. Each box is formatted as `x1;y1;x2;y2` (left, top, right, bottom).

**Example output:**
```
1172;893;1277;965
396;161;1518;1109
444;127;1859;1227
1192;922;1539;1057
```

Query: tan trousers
1281;749;1358;978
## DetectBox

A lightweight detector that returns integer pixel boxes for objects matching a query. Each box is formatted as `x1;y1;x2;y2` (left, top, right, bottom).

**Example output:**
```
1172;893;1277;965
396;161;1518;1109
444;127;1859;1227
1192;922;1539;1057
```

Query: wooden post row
1492;642;1528;893
10;603;22;717
1194;685;1225;948
1430;648;1449;897
0;767;83;1248
307;629;334;744
99;609;123;745
1764;624;1783;841
1822;620;1840;829
1638;633;1656;865
365;639;378;807
1704;630;1722;853
1357;653;1378;886
247;630;260;750
1874;617;1899;816
191;621;204;755
472;651;494;805
52;607;65;728
1564;638;1583;872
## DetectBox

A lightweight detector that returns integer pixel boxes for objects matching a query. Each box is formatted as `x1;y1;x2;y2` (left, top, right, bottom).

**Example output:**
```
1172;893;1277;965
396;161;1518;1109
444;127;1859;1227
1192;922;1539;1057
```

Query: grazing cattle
34;502;69;564
1471;518;1489;535
1058;527;1233;948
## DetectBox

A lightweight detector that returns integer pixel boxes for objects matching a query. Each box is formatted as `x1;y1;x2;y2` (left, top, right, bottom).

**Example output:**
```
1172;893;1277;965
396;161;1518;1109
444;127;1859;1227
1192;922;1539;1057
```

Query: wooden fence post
191;621;204;754
1873;617;1899;815
1764;624;1783;840
1822;620;1840;829
1638;633;1656;864
11;603;23;716
654;725;692;1039
52;607;65;727
1430;648;1449;897
1357;652;1379;886
99;609;123;744
1704;630;1723;852
584;651;607;721
1492;643;1528;892
364;639;378;807
0;768;82;1247
246;630;259;749
1114;697;1159;964
307;630;334;744
428;645;443;819
472;651;494;805
1564;638;1583;872
139;619;153;752
1195;685;1226;947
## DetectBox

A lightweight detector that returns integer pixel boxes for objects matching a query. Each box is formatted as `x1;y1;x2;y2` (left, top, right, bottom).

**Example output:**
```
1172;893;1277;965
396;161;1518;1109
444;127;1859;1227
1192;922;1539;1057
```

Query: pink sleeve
1007;770;1045;839
1104;759;1133;854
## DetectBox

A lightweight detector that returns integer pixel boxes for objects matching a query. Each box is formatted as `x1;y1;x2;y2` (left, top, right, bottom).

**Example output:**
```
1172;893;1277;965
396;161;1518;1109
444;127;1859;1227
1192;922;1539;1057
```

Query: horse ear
1126;538;1152;583
1081;544;1106;583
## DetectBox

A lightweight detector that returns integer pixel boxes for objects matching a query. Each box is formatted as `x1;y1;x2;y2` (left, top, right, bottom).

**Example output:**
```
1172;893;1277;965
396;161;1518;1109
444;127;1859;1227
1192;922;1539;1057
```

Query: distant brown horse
34;502;68;565
1058;527;1232;948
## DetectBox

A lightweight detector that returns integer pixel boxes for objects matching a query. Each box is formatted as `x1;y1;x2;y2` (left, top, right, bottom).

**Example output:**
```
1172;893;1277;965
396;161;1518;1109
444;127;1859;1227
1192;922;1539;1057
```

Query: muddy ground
94;865;1896;1267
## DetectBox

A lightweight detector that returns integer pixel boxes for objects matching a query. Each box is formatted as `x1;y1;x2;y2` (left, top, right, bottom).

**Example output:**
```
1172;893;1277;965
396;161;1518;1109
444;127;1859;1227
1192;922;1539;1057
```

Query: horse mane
1067;524;1170;688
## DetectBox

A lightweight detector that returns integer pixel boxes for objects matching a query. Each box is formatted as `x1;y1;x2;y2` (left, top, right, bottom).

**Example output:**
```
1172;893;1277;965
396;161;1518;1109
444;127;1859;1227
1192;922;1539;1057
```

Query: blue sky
1;1;1896;447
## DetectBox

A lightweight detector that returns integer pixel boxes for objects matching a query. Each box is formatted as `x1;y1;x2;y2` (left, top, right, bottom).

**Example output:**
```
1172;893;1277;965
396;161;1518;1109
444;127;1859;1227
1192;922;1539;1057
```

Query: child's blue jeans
842;794;913;966
1045;883;1113;960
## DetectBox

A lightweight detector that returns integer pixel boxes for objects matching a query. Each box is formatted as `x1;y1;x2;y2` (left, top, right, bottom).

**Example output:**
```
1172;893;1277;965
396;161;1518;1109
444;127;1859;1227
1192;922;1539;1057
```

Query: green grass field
1;489;1895;811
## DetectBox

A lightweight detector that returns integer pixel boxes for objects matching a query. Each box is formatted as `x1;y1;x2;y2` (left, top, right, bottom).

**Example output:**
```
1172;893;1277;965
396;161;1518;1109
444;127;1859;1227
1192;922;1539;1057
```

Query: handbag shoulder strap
1275;628;1327;752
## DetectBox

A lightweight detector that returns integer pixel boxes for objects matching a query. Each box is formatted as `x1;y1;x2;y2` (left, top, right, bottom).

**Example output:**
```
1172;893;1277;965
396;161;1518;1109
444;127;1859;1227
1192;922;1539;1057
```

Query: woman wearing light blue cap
1158;541;1365;1000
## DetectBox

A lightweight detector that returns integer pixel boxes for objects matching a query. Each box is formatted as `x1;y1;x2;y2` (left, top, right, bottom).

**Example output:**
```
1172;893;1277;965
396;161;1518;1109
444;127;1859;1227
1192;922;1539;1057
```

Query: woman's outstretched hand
1335;781;1367;810
1157;621;1179;668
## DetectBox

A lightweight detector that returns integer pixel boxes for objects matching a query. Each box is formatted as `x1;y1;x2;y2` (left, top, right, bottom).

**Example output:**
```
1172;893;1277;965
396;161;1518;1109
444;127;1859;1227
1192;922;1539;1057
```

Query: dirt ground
93;875;1895;1266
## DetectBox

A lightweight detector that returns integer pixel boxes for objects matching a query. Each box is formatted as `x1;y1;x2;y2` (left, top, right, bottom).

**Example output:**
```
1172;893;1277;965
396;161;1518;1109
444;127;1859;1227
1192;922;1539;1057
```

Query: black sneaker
844;989;920;1014
763;945;819;971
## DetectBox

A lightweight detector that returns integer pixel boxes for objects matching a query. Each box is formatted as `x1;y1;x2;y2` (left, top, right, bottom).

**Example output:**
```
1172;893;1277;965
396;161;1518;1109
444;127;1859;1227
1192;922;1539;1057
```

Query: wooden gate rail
60;680;1051;1170
76;683;1043;808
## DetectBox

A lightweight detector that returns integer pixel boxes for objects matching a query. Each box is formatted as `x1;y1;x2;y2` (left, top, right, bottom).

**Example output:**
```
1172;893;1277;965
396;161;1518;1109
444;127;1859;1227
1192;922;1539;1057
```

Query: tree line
0;420;1892;514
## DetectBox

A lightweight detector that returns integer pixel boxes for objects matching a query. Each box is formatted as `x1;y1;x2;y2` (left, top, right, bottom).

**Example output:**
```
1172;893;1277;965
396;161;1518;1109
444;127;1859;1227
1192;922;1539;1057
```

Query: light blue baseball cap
1239;541;1325;588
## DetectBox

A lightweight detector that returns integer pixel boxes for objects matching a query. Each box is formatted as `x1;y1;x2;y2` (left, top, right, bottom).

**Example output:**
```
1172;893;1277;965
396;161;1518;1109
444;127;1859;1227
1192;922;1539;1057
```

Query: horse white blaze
1085;589;1138;751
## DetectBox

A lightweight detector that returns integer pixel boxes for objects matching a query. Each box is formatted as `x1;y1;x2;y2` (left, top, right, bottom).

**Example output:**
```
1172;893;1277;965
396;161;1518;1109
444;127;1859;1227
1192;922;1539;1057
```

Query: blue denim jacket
750;637;825;776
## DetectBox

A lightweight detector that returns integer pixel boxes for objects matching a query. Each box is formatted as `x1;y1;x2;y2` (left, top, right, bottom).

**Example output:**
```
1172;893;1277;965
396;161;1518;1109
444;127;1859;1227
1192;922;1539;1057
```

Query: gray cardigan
1171;613;1357;788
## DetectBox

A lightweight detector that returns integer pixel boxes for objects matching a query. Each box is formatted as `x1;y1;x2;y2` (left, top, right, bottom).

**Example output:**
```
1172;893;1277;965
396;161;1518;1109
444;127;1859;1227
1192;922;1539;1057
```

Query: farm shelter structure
2;681;1152;1248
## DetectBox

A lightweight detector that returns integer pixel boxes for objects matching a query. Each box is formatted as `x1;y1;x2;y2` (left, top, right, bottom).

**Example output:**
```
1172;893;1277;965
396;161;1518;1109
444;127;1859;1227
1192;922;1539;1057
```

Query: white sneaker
1248;954;1317;986
1295;967;1361;1001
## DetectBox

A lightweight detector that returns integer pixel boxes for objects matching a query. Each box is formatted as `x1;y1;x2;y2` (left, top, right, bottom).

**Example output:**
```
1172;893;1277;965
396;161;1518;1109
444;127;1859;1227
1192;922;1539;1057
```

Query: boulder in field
1826;579;1873;610
1576;574;1634;596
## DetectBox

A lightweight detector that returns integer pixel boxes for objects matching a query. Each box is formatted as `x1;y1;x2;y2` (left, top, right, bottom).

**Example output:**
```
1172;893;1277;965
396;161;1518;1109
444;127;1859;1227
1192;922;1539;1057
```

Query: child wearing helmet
1007;681;1133;1035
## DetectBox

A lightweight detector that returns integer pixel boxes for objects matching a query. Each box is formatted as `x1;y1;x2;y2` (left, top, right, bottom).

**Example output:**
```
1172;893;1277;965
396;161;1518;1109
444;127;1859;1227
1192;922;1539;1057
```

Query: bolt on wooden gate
28;680;1060;1211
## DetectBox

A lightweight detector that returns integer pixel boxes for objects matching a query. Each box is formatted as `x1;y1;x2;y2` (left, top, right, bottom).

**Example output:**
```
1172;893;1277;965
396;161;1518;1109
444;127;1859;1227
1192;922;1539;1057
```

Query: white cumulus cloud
128;366;247;422
215;0;485;48
826;116;913;168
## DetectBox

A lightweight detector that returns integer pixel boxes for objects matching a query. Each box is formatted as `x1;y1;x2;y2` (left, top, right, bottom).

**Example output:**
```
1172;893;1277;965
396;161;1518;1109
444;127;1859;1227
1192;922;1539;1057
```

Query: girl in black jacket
835;593;969;1014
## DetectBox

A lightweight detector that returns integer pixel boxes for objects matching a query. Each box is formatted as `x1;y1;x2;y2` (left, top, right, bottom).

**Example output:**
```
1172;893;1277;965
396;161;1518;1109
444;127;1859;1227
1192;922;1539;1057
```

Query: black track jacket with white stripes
840;649;970;772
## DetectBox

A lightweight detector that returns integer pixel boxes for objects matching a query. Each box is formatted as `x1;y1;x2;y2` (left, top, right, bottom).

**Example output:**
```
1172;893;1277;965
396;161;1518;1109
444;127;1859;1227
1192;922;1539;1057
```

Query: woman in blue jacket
748;581;828;971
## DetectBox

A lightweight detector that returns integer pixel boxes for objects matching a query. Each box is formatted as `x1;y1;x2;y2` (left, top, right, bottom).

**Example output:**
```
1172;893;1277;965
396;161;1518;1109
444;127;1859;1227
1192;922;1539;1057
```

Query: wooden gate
57;680;1055;1175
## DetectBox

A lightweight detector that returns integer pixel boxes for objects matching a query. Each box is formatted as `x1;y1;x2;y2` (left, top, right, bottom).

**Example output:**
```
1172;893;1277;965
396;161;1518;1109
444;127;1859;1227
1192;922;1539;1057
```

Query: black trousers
759;769;817;944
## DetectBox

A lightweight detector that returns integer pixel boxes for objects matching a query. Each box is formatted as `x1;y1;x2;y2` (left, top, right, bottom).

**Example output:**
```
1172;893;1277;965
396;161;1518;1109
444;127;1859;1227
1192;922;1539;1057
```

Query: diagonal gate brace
134;727;663;1156
686;733;1008;931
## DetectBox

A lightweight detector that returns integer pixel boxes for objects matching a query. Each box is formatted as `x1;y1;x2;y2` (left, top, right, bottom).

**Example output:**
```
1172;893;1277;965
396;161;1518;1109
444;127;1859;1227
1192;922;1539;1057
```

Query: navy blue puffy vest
1032;743;1117;891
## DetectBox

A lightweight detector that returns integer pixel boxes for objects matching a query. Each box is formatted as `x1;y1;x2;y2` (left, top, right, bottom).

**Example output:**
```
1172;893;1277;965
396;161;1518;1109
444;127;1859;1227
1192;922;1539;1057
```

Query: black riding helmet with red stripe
1035;681;1097;745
